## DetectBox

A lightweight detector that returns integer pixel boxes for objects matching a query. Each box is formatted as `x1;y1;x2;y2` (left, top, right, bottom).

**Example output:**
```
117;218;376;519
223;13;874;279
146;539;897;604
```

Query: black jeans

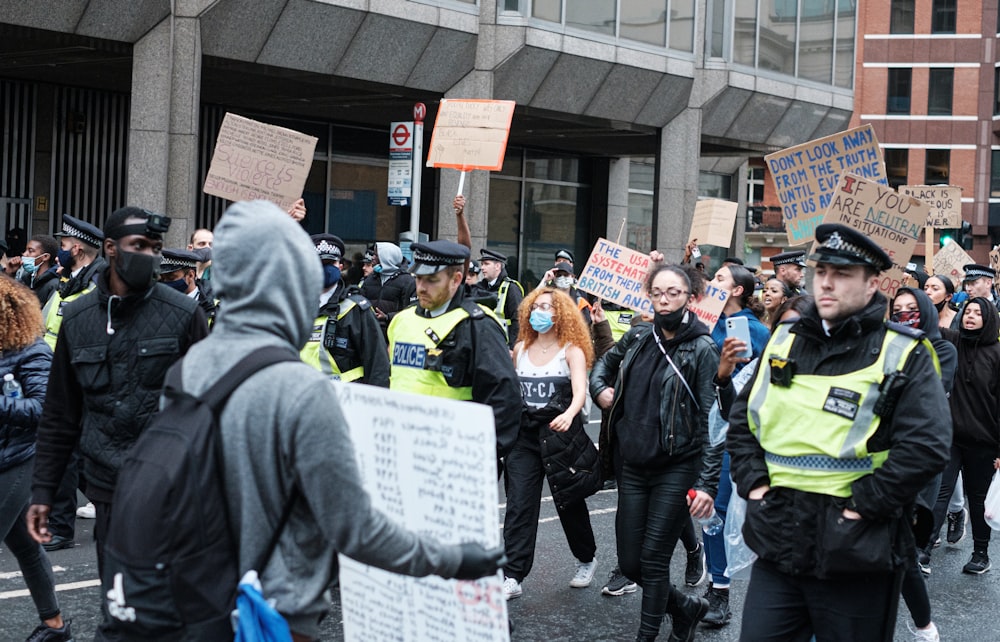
931;443;995;553
740;560;898;641
503;427;597;582
617;459;699;637
46;450;81;541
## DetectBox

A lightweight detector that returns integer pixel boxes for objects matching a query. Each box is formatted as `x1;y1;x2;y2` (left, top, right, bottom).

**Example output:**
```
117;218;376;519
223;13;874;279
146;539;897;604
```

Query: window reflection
621;0;667;46
669;0;696;52
734;2;758;66
567;1;616;36
835;1;855;89
758;0;797;76
798;2;834;84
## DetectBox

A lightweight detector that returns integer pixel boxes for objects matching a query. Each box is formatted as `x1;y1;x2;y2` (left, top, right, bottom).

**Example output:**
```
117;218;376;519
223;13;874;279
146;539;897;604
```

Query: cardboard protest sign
687;282;729;332
689;199;738;248
427;99;516;171
933;240;975;287
765;125;887;246
203;113;318;210
333;383;508;642
899;185;963;228
576;238;653;314
813;173;929;299
991;247;1000;286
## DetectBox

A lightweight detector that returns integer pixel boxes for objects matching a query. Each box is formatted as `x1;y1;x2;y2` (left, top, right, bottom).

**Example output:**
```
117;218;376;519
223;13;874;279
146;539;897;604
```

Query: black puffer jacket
0;338;52;472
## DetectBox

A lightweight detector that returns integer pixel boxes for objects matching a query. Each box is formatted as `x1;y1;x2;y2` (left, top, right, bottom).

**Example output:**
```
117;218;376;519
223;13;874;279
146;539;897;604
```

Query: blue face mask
57;248;75;271
529;309;554;333
21;255;38;274
373;264;383;274
161;277;188;293
322;264;341;289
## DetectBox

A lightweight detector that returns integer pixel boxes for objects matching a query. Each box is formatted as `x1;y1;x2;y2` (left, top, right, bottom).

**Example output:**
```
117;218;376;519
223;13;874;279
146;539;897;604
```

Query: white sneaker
909;621;939;642
76;502;96;519
569;558;598;588
503;576;522;600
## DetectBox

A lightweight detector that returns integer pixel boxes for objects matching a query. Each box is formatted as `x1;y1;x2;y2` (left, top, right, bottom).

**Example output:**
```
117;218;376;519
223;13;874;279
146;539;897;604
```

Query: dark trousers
503;428;597;582
900;559;931;628
47;450;81;541
931;443;995;553
617;460;699;637
740;560;898;642
93;500;122;642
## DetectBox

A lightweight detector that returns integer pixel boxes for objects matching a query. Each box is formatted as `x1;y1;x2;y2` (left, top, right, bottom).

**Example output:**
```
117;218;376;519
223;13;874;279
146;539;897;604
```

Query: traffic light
940;221;974;250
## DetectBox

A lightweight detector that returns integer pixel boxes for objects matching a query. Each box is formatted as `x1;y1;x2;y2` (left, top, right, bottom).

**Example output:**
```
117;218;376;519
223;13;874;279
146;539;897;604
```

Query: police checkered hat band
814;230;891;271
57;214;103;248
160;249;199;271
315;240;342;260
771;251;806;267
412;248;464;266
963;264;996;281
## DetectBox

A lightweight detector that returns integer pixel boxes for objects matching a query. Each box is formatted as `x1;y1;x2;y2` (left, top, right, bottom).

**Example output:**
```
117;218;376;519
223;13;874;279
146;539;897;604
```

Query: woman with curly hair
502;287;599;600
0;276;73;640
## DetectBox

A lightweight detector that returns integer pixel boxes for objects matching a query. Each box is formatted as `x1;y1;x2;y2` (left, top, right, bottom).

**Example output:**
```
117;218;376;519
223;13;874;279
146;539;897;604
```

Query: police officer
771;249;808;296
159;248;219;326
961;263;1000;312
43;215;106;350
301;234;389;387
479;248;524;349
727;223;950;641
387;240;520;464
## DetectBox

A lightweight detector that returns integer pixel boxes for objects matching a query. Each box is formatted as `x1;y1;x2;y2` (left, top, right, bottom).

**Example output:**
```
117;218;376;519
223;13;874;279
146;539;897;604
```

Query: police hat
962;264;996;282
56;214;104;248
553;261;574;275
468;259;482;275
409;240;470;276
160;248;199;272
311;233;344;262
480;248;507;263
362;251;375;264
555;249;574;264
770;250;807;267
810;224;893;273
723;256;744;266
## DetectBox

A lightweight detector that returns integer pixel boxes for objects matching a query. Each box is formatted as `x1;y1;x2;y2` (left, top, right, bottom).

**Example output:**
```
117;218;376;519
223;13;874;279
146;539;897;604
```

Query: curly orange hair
0;275;44;352
516;288;594;367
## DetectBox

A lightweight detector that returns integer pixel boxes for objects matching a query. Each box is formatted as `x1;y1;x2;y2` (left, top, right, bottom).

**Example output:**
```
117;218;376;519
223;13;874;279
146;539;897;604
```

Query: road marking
497;487;616;510
0;579;99;600
0;566;67;580
539;507;616;525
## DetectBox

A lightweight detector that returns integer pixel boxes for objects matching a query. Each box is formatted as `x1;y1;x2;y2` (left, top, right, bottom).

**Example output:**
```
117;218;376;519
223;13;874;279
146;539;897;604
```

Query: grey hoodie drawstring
106;294;120;335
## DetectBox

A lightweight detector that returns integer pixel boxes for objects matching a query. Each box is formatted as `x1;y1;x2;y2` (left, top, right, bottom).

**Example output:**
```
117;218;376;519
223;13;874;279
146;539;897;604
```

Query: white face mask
554;275;573;289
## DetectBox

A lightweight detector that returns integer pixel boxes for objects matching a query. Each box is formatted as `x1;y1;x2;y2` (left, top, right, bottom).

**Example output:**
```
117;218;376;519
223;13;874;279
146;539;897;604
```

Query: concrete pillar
607;158;629;242
656;109;702;259
734;160;749;261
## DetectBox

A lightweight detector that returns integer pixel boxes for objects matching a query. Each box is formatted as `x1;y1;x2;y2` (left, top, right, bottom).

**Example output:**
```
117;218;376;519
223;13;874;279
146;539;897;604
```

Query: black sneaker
962;550;991;575
685;542;706;587
701;586;732;626
946;508;967;545
917;548;931;576
25;619;74;642
667;593;709;642
602;566;638;596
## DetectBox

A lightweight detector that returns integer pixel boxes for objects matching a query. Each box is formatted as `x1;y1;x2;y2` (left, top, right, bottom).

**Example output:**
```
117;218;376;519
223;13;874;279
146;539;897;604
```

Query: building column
126;13;201;248
733;160;749;261
607;158;630;242
656;109;702;258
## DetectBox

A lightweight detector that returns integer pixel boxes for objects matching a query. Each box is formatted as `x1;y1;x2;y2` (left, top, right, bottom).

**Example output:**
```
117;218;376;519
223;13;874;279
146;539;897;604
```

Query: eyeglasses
530;302;553;311
649;288;689;301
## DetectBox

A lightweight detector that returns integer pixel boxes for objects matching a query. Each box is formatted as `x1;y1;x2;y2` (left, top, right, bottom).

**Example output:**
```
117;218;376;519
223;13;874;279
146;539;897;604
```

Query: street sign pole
410;102;426;239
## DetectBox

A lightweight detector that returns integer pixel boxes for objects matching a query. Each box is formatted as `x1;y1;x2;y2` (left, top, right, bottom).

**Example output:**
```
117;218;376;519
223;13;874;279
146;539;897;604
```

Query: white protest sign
899;185;963;228
203;113;318;210
687;282;729;332
333;383;508;642
991;247;1000;287
427;100;516;171
765;125;886;246
575;238;652;313
689;199;738;248
934;240;974;288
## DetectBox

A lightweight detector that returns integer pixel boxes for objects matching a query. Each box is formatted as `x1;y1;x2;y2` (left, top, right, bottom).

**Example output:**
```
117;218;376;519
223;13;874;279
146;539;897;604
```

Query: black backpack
101;346;298;640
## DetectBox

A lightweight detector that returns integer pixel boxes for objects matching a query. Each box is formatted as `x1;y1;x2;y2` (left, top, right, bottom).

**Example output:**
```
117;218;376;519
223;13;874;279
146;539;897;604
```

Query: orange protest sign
426;99;516;171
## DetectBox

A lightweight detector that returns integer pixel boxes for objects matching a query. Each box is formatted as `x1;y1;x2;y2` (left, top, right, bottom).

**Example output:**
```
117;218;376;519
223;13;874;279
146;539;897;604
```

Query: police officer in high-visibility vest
479;248;524;350
388;240;520;463
301;234;389;387
159;248;219;327
43;214;106;350
727;223;951;642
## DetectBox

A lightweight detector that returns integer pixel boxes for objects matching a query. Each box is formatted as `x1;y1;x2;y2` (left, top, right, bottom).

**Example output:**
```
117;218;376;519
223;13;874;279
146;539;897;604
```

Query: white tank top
517;345;570;409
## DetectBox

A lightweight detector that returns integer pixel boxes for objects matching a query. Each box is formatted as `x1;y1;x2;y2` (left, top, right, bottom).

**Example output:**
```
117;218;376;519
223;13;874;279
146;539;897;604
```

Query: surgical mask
554;275;573;289
890;310;920;327
57;248;76;272
529;309;554;333
323;265;342;289
161;277;188;293
373;264;383;274
654;307;686;333
21;255;38;274
114;246;161;291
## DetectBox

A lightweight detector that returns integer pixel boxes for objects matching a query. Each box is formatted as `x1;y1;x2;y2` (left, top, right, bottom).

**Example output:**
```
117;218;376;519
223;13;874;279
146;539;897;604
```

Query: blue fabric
704;452;732;584
711;308;770;373
235;580;292;642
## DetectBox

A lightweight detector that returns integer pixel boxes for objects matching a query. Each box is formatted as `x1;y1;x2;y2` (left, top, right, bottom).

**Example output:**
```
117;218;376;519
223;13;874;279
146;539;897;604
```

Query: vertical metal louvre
50;86;129;230
1;80;36;236
197;104;227;230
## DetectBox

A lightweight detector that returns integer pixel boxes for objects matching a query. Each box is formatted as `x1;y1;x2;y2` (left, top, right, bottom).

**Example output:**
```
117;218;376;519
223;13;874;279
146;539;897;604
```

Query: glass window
758;0;797;76
487;178;522;273
503;0;521;9
521;183;590;289
328;160;394;242
627;159;656;252
532;0;561;22
699;172;731;199
887;68;912;114
931;0;956;34
928;68;953;116
566;1;616;35
621;0;667;46
925;149;950;185
890;0;914;34
991;150;1000;198
995;68;1000;116
668;0;696;52
884;148;908;190
733;2;758;66
798;2;835;84
708;0;726;57
499;148;523;177
525;152;581;182
835;1;855;89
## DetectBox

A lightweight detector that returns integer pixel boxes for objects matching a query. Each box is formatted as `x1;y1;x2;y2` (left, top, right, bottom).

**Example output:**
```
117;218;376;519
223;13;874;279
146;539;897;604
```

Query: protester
761;277;791;326
186;227;214;282
20;235;60;306
924;274;958;329
361;242;416;337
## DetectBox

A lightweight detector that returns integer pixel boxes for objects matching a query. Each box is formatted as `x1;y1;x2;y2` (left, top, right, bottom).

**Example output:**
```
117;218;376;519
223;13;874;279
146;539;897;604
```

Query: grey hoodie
375;241;403;280
179;201;461;637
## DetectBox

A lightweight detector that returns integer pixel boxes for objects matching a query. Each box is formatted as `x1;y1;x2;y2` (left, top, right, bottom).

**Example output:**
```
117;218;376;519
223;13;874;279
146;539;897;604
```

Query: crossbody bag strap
652;330;699;411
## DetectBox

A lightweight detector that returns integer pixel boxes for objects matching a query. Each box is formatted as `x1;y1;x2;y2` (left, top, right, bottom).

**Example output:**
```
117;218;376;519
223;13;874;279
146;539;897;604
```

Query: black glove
453;543;507;580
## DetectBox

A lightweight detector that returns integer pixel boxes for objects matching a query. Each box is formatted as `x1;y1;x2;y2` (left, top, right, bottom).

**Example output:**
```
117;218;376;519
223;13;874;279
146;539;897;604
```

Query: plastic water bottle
3;373;22;399
688;489;724;535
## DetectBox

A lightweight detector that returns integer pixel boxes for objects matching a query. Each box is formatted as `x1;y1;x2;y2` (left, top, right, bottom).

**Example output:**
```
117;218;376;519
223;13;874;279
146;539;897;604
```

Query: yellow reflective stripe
747;323;794;441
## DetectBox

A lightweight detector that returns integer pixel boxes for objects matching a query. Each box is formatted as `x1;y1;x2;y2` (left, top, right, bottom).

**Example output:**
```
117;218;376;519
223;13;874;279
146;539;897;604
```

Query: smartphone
725;316;753;359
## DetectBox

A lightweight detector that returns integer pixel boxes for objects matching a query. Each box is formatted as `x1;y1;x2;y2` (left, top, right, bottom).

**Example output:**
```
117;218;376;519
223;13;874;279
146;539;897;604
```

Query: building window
532;0;694;53
566;1;616;36
887;68;912;114
931;0;956;34
925;149;950;184
890;0;914;34
991;151;1000;198
927;68;953;115
627;159;655;251
884;148;908;190
995;67;1000;115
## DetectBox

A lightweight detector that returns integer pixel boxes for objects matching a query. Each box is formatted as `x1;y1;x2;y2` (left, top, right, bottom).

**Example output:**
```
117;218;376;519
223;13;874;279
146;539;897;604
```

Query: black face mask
933;299;947;313
114;246;162;292
654;307;686;333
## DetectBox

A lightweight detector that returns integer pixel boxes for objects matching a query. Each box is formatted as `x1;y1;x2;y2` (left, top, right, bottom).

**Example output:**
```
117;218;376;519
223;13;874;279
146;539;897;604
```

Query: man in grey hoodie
360;241;417;336
178;201;503;640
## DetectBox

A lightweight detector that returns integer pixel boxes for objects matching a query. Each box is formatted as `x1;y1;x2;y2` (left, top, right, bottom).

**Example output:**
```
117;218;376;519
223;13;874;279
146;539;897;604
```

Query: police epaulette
348;293;371;311
461;299;486;319
885;321;926;340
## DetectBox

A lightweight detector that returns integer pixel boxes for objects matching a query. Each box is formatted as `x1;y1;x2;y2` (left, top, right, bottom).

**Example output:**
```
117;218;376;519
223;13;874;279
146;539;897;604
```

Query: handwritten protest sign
687;283;729;332
576;238;653;314
813;173;929;298
689;199;738;248
203;113;317;210
765;125;887;246
333;383;507;642
991;248;1000;287
933;240;975;287
899;185;963;228
427;100;516;171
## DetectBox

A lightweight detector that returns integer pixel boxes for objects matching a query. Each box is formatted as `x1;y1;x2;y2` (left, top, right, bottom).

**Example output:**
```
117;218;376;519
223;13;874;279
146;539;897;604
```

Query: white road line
0;566;66;580
497;487;616;511
0;579;100;600
539;507;616;525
